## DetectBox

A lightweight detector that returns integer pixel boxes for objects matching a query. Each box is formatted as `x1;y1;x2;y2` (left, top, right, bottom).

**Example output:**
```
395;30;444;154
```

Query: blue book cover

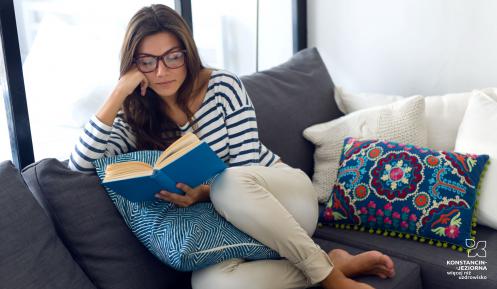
102;134;227;202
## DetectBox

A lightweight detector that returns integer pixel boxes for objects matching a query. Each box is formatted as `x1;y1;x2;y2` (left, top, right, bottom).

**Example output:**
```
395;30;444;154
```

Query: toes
381;254;395;270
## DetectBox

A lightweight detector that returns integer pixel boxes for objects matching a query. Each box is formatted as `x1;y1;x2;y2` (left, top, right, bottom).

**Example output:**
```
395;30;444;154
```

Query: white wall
308;0;497;96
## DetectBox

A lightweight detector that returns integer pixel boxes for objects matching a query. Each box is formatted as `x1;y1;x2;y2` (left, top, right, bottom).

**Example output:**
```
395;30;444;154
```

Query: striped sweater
69;70;280;173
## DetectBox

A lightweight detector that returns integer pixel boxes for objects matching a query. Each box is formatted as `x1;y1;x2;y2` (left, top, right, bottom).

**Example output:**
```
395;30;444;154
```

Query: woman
69;4;395;289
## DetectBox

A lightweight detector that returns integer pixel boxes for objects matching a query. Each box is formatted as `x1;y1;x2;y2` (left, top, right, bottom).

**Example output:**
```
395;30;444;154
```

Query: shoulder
208;70;251;113
209;69;243;89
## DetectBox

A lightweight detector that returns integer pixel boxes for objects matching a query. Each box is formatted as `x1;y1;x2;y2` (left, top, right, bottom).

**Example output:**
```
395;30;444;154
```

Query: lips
156;80;175;86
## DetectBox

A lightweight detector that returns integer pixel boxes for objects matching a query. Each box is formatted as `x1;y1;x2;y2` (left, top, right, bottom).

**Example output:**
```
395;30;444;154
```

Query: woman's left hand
155;183;210;207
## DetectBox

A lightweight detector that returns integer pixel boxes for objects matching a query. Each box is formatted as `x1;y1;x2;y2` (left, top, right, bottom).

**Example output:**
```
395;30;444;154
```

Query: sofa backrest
241;47;342;176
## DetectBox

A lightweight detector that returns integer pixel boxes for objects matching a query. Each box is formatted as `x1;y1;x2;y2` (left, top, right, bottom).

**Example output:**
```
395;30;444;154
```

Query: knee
210;167;259;209
191;262;240;289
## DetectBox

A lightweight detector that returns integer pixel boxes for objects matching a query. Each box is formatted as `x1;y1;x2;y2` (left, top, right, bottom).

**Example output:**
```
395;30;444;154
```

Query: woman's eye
167;53;182;60
141;59;155;66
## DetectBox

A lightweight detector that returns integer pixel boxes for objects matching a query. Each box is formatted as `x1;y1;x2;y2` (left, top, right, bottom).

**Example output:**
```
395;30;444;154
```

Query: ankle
320;267;345;289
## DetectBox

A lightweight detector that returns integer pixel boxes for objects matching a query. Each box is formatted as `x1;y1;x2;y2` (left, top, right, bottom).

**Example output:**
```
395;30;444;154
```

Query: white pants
191;162;334;289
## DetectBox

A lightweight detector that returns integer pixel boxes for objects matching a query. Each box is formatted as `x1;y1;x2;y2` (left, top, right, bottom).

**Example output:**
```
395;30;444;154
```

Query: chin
151;87;177;99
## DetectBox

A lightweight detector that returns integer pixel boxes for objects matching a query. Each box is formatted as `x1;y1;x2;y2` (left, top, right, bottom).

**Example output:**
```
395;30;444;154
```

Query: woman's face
136;31;187;100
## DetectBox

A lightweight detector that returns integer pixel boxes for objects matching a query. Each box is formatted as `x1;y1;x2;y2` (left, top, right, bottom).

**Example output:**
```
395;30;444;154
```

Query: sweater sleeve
68;113;136;173
221;74;280;167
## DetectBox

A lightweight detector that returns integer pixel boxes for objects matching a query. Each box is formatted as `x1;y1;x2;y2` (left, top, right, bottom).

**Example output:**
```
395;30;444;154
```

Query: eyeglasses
134;50;186;73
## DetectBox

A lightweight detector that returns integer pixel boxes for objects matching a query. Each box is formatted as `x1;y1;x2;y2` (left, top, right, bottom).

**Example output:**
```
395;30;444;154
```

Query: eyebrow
136;46;182;58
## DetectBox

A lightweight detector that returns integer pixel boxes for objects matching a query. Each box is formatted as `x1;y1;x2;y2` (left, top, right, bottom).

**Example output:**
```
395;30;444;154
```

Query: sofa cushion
321;137;489;249
92;150;278;271
241;47;342;176
314;221;497;289
455;91;497;230
334;86;497;152
21;159;191;289
0;161;96;289
311;239;422;289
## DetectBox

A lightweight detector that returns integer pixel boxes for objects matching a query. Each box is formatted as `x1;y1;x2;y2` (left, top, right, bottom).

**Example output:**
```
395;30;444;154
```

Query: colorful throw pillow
93;151;278;272
320;137;489;250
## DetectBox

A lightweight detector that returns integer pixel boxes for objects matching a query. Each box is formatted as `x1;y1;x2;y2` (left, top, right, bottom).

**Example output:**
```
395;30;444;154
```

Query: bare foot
321;267;375;289
329;249;395;279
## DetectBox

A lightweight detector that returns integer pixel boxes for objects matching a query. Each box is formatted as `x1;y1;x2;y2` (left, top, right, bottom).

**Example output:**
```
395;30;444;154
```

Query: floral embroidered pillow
320;137;489;249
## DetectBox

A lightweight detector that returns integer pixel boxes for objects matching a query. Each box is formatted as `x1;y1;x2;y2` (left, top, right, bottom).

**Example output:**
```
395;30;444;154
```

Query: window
5;0;298;164
192;0;292;76
13;0;175;161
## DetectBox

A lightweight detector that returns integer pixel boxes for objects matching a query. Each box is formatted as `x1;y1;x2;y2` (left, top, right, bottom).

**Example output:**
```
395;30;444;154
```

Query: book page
104;161;153;182
155;132;200;166
155;141;201;169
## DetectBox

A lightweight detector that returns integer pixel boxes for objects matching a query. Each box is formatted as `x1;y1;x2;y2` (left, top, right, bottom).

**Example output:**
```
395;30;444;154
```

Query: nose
156;59;168;77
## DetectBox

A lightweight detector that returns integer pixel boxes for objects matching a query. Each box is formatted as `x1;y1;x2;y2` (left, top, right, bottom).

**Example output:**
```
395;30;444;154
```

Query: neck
160;94;178;110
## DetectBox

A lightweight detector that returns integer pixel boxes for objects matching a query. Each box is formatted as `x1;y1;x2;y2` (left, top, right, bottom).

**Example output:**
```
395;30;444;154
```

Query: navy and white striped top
68;70;280;173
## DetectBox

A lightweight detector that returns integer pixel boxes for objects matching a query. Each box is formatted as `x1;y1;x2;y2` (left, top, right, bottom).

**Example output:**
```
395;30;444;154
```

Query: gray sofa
1;48;495;289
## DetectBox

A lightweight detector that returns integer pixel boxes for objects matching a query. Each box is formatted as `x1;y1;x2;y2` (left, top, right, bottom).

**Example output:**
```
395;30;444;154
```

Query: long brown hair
120;4;204;150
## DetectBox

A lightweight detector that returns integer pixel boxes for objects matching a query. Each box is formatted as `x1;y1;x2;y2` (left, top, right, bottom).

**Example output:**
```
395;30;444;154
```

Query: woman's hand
96;67;149;126
155;183;211;207
115;66;149;97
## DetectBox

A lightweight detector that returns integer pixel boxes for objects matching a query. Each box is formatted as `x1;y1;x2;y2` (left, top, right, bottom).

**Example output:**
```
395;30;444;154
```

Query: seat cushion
313;220;497;289
0;161;96;289
21;159;191;289
309;239;422;289
241;47;342;176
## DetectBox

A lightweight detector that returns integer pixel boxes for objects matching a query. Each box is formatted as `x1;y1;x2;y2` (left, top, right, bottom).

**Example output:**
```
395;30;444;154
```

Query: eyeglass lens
136;51;185;72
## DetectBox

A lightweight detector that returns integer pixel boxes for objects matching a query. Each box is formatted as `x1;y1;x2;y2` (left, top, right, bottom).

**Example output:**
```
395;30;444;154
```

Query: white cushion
455;91;497;230
334;86;497;151
303;95;427;203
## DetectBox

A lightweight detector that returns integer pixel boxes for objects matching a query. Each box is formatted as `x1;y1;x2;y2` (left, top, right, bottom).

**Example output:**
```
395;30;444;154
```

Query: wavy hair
119;4;204;150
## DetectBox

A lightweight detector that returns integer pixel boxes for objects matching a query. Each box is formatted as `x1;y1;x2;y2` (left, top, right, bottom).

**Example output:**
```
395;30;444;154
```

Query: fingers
140;78;148;96
155;190;193;207
176;183;193;194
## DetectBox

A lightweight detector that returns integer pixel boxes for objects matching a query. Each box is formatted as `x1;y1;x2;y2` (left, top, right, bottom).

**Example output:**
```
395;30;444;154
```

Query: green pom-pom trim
428;240;434;245
458;247;463;252
334;224;340;229
383;231;389;236
405;234;411;239
369;228;374;234
419;238;426;243
353;225;359;230
467;158;491;249
340;224;346;229
443;242;448;248
360;227;366;232
346;225;351;230
413;235;418;241
376;229;382;235
436;241;442;247
451;245;457;250
398;233;404;238
390;231;396;237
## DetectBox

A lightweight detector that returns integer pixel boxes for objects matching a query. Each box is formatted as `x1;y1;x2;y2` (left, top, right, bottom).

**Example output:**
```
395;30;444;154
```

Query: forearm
96;88;128;126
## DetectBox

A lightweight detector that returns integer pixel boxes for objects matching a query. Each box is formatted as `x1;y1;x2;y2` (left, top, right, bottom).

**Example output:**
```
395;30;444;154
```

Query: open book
101;132;227;202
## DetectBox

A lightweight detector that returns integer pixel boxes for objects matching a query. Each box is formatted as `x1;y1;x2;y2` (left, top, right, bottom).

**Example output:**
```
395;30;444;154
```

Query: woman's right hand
114;66;149;98
96;67;150;126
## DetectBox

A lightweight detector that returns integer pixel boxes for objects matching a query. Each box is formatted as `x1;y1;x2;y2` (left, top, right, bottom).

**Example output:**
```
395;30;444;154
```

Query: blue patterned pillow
320;137;489;250
93;151;279;271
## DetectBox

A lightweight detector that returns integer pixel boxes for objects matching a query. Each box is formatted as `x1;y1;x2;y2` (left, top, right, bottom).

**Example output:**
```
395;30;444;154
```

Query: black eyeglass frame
134;49;187;73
